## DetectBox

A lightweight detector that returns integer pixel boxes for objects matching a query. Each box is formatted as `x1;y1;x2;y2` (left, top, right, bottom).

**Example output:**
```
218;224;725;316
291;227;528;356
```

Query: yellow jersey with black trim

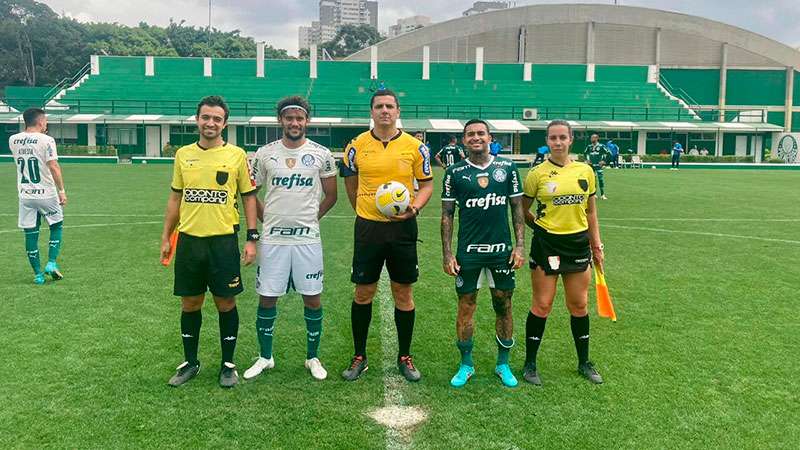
523;159;596;234
171;142;256;237
340;130;433;222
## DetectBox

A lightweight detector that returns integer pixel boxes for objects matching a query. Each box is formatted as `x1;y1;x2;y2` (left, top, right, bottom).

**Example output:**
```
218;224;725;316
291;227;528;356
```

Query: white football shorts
256;243;324;296
18;197;63;229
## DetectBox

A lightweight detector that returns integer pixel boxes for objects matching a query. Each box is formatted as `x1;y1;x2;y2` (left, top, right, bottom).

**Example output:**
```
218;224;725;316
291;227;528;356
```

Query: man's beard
284;130;304;141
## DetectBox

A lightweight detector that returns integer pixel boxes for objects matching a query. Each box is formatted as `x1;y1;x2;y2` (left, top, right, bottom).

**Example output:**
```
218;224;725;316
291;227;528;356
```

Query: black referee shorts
529;224;591;275
351;216;418;285
174;232;243;298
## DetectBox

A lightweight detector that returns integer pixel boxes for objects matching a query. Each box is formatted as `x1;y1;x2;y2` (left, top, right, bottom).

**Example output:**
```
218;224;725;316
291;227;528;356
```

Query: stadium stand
55;57;690;121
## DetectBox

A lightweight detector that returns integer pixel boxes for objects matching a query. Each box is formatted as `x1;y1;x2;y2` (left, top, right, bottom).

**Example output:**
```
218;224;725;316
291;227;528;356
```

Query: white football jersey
9;132;59;200
251;139;337;245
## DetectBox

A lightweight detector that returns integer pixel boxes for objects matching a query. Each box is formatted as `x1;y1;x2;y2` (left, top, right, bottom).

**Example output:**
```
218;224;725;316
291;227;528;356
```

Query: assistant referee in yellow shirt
339;89;433;382
160;96;258;388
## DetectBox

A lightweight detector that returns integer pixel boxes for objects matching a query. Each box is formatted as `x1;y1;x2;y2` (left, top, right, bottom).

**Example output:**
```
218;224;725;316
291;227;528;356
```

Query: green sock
496;336;514;366
48;221;63;262
24;228;41;274
256;305;277;359
304;307;323;359
457;339;474;367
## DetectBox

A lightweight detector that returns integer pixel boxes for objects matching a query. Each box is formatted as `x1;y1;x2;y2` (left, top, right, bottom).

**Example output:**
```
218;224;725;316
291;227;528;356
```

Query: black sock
395;308;415;359
351;302;372;357
218;307;239;364
181;310;202;366
570;314;590;365
525;311;547;366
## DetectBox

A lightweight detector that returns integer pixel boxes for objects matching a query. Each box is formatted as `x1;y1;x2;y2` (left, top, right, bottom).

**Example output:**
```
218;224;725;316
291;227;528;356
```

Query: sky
41;0;800;56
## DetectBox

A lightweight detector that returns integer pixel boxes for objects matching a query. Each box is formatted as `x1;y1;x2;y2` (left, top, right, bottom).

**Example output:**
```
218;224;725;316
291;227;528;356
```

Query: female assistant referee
521;120;605;386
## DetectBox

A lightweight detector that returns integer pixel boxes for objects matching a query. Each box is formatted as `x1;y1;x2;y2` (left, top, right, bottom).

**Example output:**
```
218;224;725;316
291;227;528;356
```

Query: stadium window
619;132;631;139
307;127;331;137
244;126;268;146
170;125;198;146
107;126;137;145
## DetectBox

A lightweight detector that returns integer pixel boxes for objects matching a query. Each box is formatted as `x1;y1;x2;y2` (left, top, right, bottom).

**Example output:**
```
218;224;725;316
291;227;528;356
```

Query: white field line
0;213;162;217
2;213;799;223
376;274;410;449
0;221;160;234
603;224;800;245
322;215;800;222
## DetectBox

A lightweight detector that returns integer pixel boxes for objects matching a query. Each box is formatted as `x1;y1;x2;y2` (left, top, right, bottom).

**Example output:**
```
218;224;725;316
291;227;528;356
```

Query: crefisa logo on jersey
492;168;507;183
302;154;315;167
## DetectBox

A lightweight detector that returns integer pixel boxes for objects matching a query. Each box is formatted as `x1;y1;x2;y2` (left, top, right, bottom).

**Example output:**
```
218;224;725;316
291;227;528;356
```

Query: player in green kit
583;134;610;199
435;135;465;169
441;119;526;388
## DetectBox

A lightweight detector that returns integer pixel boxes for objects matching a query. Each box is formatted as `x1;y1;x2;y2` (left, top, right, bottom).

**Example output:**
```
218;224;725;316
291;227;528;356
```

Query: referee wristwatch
592;243;604;251
246;229;260;241
408;205;420;216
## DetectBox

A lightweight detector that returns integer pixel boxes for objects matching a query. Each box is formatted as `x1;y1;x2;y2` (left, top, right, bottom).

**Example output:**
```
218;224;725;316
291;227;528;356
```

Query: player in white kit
244;96;338;381
9;108;67;285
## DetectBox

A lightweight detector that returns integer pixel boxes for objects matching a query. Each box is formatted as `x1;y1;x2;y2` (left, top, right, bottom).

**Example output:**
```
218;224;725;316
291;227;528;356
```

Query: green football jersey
436;144;465;167
442;156;523;267
584;143;610;167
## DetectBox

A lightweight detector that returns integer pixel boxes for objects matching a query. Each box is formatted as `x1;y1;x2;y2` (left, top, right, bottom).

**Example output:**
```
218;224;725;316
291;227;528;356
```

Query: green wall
595;65;647;83
533;64;585;83
726;70;786;106
154;57;203;77
660;69;720;105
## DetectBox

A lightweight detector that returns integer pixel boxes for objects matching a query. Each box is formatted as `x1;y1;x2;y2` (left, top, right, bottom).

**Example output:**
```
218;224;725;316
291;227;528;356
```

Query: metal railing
0;98;769;123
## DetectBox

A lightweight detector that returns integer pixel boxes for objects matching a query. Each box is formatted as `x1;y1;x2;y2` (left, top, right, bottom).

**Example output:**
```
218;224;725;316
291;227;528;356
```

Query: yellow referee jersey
340;130;432;222
171;142;256;237
523;159;596;234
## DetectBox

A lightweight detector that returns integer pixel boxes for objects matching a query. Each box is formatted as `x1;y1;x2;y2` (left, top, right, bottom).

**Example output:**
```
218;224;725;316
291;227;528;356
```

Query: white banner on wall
771;134;800;163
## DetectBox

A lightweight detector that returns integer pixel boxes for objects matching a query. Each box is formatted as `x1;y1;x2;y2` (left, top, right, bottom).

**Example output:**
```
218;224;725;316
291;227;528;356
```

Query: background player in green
584;133;610;199
441;119;526;388
435;135;465;169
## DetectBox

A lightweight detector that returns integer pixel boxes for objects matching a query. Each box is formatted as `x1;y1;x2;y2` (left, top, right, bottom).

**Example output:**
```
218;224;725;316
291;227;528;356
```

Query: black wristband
247;229;260;241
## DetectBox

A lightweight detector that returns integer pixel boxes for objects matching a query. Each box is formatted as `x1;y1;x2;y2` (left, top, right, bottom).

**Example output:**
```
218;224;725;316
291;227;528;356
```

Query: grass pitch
0;164;798;449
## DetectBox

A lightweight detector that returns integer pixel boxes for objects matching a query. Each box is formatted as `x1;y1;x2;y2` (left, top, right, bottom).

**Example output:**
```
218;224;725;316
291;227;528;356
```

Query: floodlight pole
208;0;212;56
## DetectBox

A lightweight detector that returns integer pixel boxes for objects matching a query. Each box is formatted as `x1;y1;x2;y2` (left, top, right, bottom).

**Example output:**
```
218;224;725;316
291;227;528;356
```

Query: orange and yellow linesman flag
593;265;617;322
160;229;179;267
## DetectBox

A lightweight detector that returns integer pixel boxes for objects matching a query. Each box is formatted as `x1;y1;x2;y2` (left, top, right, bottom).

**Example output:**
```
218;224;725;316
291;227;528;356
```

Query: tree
320;24;384;58
0;0;292;94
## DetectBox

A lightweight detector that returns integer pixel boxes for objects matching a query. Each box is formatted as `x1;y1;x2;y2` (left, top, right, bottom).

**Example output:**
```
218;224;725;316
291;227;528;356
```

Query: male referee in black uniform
161;96;258;388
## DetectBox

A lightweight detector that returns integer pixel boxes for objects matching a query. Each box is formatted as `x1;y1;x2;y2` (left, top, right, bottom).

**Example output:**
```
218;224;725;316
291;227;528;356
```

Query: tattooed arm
441;200;460;276
509;196;526;269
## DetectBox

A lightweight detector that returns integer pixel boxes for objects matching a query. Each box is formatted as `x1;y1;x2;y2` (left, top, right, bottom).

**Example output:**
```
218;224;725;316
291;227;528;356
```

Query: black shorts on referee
174;232;243;297
529;223;591;275
351;216;418;285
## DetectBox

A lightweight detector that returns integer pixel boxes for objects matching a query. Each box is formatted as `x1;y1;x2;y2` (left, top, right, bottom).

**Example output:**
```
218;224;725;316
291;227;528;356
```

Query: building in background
462;1;513;16
299;0;379;50
388;15;431;38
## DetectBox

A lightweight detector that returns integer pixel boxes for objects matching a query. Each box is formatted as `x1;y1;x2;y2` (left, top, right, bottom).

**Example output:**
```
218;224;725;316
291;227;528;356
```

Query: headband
280;105;308;115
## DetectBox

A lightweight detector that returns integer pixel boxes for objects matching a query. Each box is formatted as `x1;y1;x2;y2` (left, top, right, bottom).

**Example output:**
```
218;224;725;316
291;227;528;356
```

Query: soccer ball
651;165;656;169
375;181;410;217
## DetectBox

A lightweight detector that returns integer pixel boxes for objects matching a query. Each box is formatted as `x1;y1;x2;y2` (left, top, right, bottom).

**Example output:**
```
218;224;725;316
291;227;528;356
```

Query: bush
58;145;117;156
161;145;179;157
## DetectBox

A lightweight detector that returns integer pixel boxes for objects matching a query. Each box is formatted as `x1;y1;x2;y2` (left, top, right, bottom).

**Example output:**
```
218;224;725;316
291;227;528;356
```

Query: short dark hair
23;108;45;127
277;95;310;118
370;89;399;108
547;119;573;136
196;95;229;121
463;119;490;135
